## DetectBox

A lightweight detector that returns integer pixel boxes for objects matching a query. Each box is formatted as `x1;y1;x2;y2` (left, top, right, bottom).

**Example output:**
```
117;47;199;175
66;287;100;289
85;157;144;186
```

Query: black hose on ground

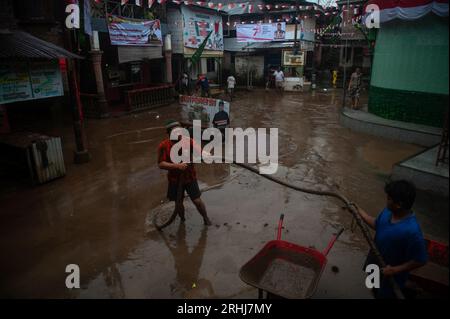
152;157;405;299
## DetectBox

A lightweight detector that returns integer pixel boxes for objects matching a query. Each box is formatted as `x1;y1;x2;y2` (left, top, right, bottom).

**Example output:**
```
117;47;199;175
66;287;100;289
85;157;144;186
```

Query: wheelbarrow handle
276;214;284;241
322;228;344;256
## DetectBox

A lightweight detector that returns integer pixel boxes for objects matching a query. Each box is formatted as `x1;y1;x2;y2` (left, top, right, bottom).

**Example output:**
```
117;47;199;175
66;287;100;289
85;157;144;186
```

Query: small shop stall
0;30;82;185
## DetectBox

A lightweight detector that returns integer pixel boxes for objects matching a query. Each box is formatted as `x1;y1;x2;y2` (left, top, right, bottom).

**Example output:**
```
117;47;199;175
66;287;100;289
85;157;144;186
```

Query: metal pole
341;0;350;109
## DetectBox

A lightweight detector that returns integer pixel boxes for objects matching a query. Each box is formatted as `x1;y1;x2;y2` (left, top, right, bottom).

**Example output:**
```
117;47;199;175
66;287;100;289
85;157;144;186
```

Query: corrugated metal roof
0;30;83;60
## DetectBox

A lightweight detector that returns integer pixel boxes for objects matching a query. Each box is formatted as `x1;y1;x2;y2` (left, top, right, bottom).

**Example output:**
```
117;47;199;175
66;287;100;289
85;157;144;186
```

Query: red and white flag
217;3;223;10
121;0;128;4
365;0;449;23
248;4;254;13
228;3;235;9
135;0;142;6
208;2;215;9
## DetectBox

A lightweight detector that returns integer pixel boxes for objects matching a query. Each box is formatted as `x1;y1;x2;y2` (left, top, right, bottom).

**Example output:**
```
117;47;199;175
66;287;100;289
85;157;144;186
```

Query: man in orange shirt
158;120;212;225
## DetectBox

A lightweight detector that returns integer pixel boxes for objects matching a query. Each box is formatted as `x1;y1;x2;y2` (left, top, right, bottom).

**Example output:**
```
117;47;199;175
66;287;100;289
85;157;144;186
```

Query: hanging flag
228;3;235;10
265;5;271;10
208;2;215;9
258;4;263;10
157;0;166;4
148;0;155;8
121;0;129;5
190;30;212;65
248;4;253;13
84;0;92;36
135;0;142;6
217;3;223;10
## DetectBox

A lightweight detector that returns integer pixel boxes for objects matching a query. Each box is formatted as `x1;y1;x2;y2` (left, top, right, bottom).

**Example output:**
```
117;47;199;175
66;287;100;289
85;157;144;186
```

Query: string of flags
117;0;364;15
115;0;365;32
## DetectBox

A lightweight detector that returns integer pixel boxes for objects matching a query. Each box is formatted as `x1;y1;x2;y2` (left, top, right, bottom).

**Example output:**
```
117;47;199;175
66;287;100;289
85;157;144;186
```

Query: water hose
153;158;405;298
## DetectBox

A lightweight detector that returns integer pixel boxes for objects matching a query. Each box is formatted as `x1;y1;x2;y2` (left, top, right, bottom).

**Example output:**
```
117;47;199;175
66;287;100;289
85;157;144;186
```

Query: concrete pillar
164;34;173;84
89;50;109;118
165;50;173;84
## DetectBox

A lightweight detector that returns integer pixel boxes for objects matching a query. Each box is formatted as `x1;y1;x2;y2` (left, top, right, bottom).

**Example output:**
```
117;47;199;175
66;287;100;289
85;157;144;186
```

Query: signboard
179;95;230;127
29;61;64;99
0;61;63;104
107;15;162;46
181;6;223;51
236;22;286;42
282;50;305;66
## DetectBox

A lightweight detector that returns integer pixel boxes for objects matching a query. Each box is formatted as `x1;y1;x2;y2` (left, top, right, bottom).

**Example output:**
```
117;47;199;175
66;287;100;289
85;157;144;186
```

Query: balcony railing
126;84;175;113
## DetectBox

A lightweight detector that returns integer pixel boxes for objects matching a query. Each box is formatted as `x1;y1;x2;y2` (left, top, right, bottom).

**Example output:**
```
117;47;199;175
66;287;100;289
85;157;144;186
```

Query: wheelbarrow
239;214;344;299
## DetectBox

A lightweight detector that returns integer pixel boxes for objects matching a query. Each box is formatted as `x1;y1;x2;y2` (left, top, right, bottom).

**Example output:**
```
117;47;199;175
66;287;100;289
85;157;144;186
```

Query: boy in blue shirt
355;180;428;298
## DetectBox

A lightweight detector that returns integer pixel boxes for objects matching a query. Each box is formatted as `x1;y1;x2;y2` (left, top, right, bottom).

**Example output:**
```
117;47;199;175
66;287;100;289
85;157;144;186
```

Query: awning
117;46;163;63
224;38;314;52
0;30;82;60
365;0;449;23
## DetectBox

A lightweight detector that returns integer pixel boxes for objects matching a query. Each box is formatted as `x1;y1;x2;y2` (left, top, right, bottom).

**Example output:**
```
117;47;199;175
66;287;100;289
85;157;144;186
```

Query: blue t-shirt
374;208;428;291
200;78;209;89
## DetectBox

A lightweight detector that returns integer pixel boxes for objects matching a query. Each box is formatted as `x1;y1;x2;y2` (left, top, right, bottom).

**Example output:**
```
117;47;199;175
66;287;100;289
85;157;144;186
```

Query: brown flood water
0;89;447;298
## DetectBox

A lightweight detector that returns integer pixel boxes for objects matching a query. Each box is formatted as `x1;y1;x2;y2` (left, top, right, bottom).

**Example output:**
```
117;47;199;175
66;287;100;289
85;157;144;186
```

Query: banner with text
0;61;63;104
181;6;223;51
179;95;230;127
107;15;162;46
236;22;286;42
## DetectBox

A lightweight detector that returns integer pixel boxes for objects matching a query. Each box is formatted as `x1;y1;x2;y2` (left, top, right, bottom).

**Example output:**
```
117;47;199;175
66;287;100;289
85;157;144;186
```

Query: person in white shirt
273;67;284;92
226;74;236;101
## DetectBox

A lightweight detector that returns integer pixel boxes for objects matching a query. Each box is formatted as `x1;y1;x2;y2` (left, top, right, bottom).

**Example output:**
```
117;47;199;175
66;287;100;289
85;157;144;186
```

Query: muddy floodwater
0;89;447;298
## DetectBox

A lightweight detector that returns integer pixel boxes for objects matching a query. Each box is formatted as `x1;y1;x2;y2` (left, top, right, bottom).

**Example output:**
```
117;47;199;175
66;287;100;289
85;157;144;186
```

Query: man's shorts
275;80;283;88
167;180;201;201
350;87;360;98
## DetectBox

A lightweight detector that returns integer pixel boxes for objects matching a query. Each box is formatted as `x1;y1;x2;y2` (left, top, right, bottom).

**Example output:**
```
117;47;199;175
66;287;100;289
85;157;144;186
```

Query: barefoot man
158;120;212;226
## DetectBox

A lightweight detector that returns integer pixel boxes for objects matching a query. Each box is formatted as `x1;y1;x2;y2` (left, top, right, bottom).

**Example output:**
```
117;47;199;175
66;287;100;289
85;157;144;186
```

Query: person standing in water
348;68;362;109
158;120;212;226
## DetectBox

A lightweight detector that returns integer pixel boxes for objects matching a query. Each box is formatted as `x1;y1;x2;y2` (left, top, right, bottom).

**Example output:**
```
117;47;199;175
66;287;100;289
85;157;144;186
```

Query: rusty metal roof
0;30;82;60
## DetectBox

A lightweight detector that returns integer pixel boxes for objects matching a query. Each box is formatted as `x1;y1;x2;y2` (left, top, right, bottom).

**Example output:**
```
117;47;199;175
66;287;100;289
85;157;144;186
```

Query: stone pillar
165;50;173;84
89;50;109;118
164;34;173;84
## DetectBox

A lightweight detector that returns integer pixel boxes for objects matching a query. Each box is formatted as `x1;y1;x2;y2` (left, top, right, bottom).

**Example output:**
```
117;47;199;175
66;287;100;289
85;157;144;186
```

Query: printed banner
179;95;230;127
236;22;286;42
0;61;63;104
107;15;162;46
181;6;223;51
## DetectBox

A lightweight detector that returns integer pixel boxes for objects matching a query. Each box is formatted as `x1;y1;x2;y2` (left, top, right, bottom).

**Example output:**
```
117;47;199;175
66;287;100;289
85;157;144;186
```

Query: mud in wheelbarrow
239;214;344;299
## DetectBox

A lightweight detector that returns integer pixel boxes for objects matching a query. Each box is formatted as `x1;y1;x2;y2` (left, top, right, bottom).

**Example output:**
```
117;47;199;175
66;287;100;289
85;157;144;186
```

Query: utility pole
64;0;90;164
341;0;350;109
293;0;299;55
67;29;91;164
